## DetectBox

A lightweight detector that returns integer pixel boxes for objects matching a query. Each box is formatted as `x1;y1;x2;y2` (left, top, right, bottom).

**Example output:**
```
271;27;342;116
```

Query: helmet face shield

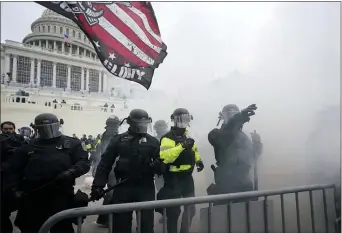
173;114;192;128
222;109;239;123
131;121;151;134
35;122;62;139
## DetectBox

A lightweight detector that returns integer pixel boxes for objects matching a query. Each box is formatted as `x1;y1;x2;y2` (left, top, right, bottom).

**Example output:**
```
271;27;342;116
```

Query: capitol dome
22;9;96;58
1;7;137;98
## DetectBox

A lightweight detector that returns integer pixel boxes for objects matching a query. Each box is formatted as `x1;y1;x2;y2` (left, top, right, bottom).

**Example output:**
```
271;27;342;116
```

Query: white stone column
39;40;42;47
98;71;102;93
103;72;108;94
36;59;41;86
62;42;65;53
30;58;35;85
54;41;57;50
81;67;85;91
67;65;71;90
85;68;89;91
12;55;17;83
45;40;49;49
77;46;80;56
4;54;10;75
52;62;57;88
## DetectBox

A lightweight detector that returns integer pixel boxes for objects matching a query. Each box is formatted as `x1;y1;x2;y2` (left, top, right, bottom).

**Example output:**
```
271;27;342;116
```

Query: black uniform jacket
6;135;90;192
92;130;160;188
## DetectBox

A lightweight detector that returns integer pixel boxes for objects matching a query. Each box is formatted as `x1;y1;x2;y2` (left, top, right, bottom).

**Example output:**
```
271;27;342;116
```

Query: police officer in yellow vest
157;108;204;233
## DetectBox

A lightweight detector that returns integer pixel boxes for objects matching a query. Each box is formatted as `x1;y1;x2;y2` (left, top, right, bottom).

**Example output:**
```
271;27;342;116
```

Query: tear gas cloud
132;2;340;192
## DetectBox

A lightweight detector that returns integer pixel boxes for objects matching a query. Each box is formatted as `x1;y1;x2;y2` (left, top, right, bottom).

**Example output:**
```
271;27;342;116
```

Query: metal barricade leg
295;192;301;233
163;208;167;233
264;196;269;233
227;202;232;233
280;194;286;233
322;189;329;233
136;210;141;233
208;202;212;233
246;201;251;233
309;190;316;233
108;214;113;233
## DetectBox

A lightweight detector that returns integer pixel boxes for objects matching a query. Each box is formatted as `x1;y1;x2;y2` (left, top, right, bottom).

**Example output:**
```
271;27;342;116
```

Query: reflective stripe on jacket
160;131;200;172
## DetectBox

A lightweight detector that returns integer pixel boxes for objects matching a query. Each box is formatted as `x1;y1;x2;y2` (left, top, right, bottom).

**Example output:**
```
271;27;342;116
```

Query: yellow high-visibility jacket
160;128;201;172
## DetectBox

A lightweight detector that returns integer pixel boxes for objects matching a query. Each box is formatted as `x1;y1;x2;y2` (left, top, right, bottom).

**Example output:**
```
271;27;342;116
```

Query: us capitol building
0;9;144;98
0;9;152;135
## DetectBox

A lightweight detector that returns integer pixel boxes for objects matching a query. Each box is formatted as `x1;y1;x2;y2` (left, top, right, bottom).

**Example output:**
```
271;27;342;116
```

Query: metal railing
38;183;338;233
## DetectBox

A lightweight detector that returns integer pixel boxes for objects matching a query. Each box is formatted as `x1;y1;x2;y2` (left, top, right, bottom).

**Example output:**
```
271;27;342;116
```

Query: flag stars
94;41;100;49
108;53;116;60
124;62;131;67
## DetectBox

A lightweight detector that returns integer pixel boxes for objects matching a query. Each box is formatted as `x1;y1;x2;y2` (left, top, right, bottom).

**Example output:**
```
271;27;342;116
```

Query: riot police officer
6;113;90;233
157;108;204;233
95;115;121;227
153;119;169;223
91;109;163;233
1;133;17;233
207;104;262;204
154;120;168;141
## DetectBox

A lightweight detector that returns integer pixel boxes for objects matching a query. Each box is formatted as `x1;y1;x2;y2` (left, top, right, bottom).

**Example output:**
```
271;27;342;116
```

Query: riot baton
88;177;130;202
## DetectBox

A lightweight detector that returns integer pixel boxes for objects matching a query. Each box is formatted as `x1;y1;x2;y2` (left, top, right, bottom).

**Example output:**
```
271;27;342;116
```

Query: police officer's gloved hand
56;169;76;182
240;104;257;123
182;138;195;150
150;158;161;170
90;187;104;202
196;161;204;172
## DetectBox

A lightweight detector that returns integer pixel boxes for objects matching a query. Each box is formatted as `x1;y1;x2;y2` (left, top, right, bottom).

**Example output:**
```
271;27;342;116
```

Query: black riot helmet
126;109;152;134
106;115;120;128
171;108;193;128
221;104;240;124
33;113;63;139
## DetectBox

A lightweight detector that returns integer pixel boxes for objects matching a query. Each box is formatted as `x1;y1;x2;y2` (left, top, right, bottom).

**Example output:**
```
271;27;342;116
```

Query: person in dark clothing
6;113;90;233
207;104;263;204
81;134;87;142
19;126;33;144
1;133;19;233
153;120;169;223
91;109;163;233
153;120;169;191
1;121;25;144
1;121;16;134
95;115;121;227
157;108;204;233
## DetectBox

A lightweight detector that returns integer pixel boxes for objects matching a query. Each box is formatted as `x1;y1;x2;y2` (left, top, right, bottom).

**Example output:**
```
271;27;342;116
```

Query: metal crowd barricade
38;183;339;233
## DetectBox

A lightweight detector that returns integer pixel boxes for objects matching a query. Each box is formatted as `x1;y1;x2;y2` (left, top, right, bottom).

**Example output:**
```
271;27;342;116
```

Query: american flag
36;1;168;90
63;34;73;44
